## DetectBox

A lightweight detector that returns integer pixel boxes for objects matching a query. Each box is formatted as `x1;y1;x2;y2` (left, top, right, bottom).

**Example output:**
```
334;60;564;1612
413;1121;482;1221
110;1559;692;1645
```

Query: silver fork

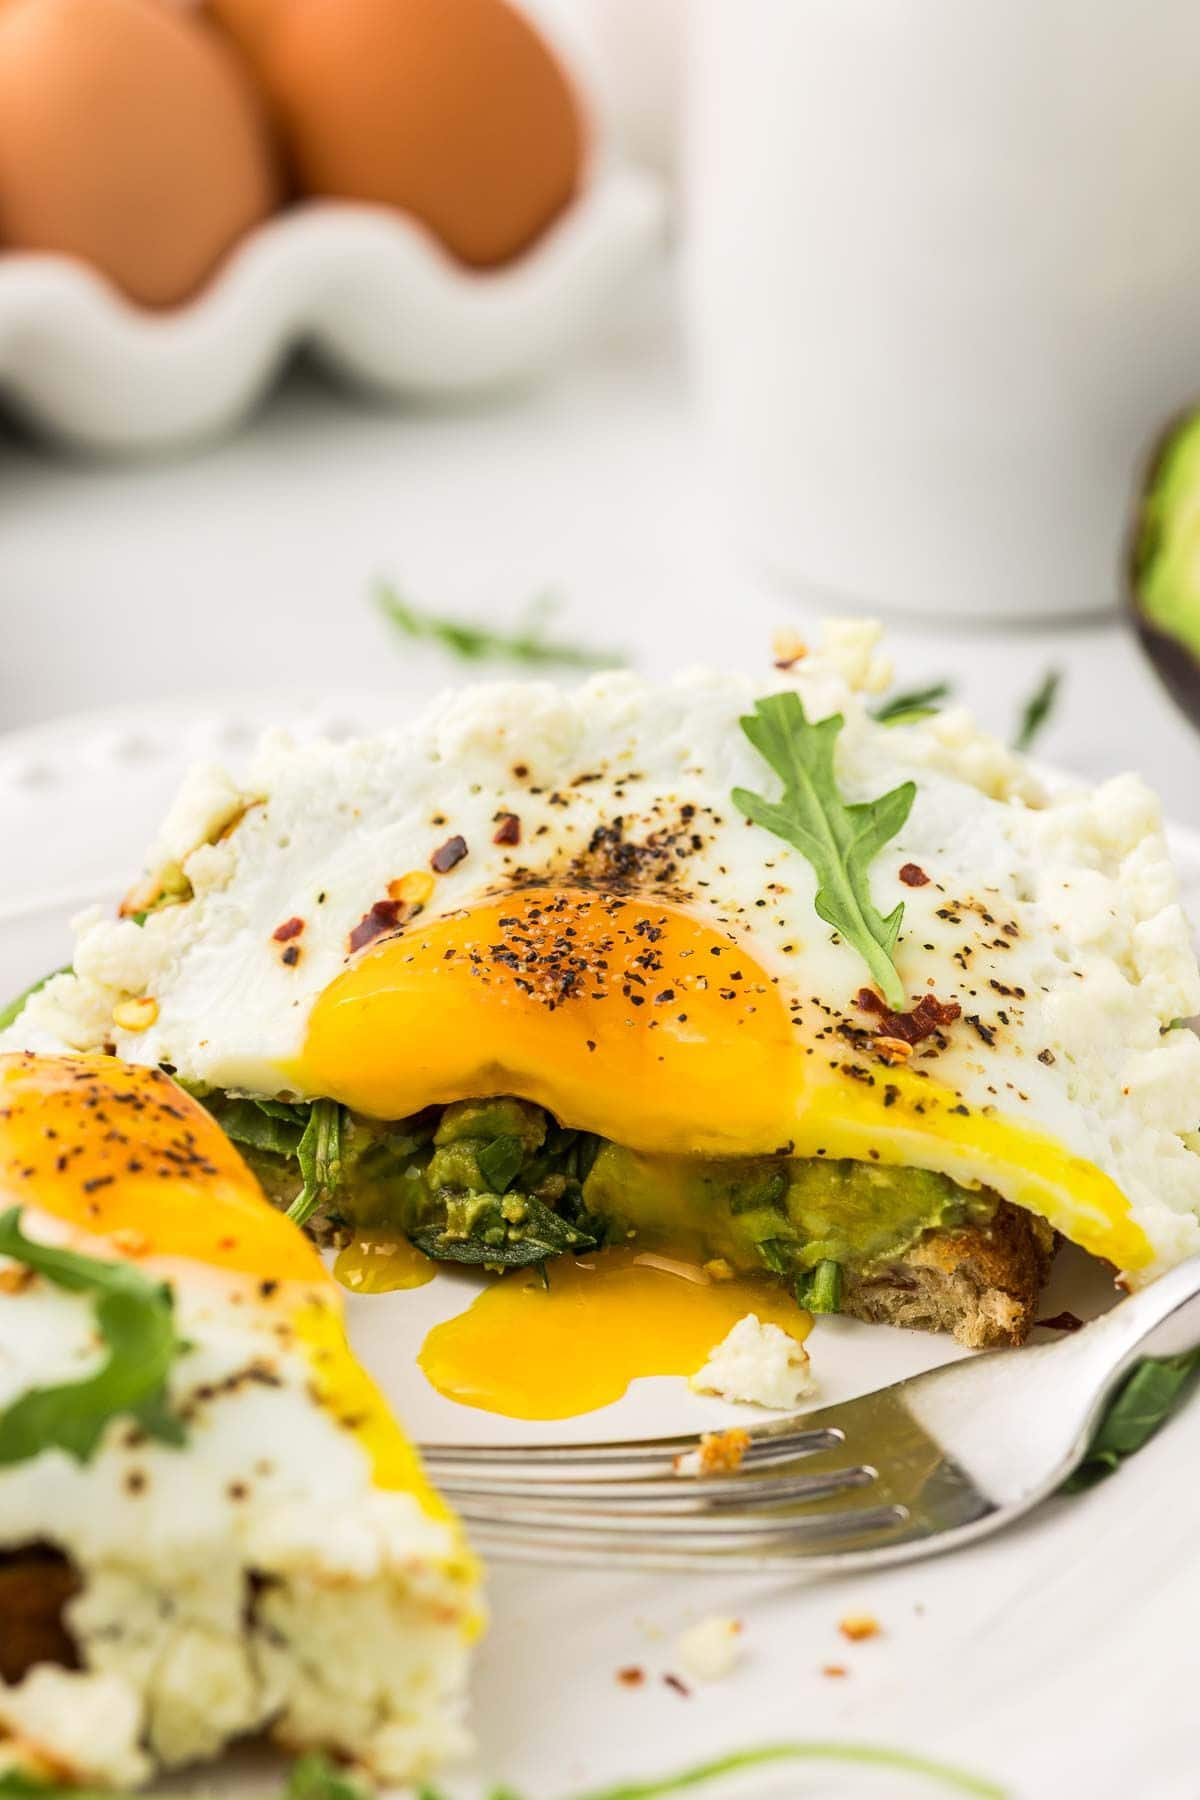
419;1256;1200;1573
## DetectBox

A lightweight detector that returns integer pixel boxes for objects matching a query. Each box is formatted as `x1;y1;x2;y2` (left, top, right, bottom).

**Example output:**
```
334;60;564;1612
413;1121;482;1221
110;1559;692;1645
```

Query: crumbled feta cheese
153;764;249;867
0;1667;150;1789
690;1314;815;1409
675;1615;743;1683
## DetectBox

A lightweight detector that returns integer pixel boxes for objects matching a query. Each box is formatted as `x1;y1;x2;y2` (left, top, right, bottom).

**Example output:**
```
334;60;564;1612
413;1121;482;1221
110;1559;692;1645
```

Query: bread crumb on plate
838;1613;882;1643
675;1616;743;1683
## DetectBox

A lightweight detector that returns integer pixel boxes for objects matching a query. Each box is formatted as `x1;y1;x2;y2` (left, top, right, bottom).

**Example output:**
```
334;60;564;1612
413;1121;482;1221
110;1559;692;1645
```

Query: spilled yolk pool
334;1232;435;1293
418;1248;812;1420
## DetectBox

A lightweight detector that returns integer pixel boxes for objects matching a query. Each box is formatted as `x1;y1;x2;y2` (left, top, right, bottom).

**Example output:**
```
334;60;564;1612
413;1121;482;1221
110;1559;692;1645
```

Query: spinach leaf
733;693;915;1009
475;1134;526;1195
288;1099;345;1228
412;1193;597;1268
1064;1349;1200;1492
0;967;70;1032
203;1093;309;1159
0;1208;187;1465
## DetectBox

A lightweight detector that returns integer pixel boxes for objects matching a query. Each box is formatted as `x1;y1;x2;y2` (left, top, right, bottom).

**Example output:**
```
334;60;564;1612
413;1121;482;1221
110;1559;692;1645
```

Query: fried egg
8;620;1200;1288
0;1052;480;1789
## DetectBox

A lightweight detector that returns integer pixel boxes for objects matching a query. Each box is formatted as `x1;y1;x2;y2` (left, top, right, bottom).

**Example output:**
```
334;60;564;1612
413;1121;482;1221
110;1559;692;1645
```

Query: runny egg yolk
418;1249;813;1420
303;886;1153;1274
0;1051;324;1282
334;1232;435;1292
303;887;802;1157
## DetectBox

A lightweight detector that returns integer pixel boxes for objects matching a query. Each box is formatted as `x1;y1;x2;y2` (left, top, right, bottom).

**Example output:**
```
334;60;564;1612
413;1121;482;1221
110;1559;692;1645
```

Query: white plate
1;697;1198;1800
0;171;662;456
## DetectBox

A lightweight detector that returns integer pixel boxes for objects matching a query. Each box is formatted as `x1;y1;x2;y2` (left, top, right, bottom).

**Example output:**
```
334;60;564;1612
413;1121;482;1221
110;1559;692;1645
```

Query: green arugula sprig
733;693;915;1009
0;1742;1003;1800
0;1209;187;1466
288;1098;345;1229
872;680;953;726
376;583;624;671
1013;667;1062;753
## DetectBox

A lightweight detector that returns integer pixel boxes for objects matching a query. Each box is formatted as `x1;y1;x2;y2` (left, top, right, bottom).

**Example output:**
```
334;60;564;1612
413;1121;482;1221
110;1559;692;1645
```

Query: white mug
685;0;1200;619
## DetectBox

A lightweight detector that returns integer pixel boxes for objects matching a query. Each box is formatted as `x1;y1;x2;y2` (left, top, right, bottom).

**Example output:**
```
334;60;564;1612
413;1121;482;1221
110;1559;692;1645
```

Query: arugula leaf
733;693;915;1009
376;582;624;671
288;1099;345;1228
872;680;953;726
795;1258;843;1313
0;1208;187;1465
1064;1350;1200;1492
1013;667;1062;753
0;1740;1003;1800
568;1741;1004;1799
0;967;70;1033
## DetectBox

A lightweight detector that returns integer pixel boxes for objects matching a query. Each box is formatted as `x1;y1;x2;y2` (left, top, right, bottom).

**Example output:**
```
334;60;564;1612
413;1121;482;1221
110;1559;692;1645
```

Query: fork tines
419;1418;911;1570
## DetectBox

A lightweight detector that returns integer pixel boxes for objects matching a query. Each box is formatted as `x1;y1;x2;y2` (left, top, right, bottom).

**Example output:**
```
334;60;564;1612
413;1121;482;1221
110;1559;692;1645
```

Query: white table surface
3;265;1198;832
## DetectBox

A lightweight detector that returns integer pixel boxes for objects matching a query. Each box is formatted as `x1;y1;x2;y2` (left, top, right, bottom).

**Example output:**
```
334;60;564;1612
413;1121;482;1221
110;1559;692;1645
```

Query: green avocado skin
1134;410;1200;663
212;1091;990;1287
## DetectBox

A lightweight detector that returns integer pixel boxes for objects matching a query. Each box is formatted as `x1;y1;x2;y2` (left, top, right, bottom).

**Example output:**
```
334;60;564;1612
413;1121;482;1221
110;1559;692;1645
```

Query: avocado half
1129;408;1200;728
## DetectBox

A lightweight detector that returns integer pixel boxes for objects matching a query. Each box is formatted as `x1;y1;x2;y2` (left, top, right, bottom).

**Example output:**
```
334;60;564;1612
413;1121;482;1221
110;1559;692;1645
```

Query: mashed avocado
203;1091;996;1311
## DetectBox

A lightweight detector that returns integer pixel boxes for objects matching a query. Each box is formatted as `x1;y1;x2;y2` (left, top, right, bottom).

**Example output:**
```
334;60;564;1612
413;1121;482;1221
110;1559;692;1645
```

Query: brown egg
261;0;585;268
0;0;281;308
204;0;289;68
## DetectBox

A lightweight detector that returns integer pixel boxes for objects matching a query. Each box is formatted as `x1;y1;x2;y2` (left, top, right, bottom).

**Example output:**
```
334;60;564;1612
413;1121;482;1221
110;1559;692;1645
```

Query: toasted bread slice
841;1203;1057;1349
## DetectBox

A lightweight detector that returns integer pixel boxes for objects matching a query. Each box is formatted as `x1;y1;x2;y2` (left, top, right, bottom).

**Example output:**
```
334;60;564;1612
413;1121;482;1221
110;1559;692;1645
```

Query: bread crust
841;1203;1057;1348
0;1544;79;1682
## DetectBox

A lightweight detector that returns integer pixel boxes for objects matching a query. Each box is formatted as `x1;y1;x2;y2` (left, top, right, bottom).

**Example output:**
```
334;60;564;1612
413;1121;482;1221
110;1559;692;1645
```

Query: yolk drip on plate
334;1232;436;1293
418;1248;812;1420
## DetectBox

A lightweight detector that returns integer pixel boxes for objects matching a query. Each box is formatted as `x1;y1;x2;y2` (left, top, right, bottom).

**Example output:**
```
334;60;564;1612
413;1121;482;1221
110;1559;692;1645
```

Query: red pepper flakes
856;987;961;1045
348;899;404;953
272;917;305;942
430;834;469;873
493;812;521;846
616;1666;645;1687
898;863;929;887
822;1664;849;1679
